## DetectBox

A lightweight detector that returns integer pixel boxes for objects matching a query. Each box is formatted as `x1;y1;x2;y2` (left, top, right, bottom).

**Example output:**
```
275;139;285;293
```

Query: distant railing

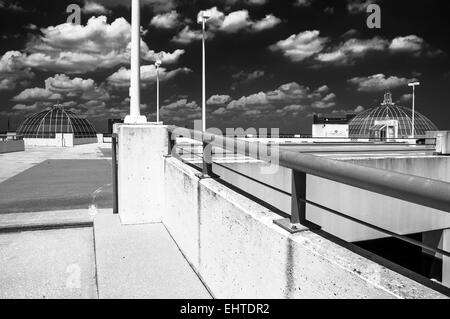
167;125;450;291
0;135;23;142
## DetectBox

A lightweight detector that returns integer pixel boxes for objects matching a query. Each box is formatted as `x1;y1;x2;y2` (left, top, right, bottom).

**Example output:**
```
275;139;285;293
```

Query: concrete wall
0;140;24;154
163;157;446;299
23;135;97;147
213;157;450;243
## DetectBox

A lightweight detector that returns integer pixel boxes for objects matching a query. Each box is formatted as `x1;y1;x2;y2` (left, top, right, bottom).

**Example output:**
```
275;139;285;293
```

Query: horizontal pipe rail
168;126;450;213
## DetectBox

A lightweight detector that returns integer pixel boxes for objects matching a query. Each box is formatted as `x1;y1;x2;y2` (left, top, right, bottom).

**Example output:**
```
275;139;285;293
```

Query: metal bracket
273;218;309;234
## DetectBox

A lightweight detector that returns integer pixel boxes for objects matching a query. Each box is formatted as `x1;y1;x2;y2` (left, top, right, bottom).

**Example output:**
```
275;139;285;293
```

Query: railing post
202;136;214;177
167;131;174;156
112;133;119;215
274;170;319;233
443;229;450;288
290;170;306;225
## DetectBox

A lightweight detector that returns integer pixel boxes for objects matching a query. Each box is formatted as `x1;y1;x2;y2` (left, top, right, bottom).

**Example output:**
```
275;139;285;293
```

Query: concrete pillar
124;0;146;124
117;124;168;224
443;229;450;288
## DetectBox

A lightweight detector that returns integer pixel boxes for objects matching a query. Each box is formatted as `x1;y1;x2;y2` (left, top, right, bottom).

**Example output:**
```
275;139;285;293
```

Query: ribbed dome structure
349;92;438;138
17;105;97;138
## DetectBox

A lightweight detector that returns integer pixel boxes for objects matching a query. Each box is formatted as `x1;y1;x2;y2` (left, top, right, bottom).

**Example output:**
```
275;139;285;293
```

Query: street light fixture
408;81;420;138
198;11;210;132
155;59;162;123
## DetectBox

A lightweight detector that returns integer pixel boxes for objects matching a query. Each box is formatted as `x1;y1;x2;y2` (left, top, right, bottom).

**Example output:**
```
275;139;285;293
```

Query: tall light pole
198;11;210;132
408;82;420;138
124;0;147;124
155;60;162;123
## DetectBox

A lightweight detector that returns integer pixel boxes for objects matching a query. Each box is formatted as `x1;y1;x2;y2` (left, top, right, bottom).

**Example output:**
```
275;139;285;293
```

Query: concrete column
443;229;450;288
124;0;146;124
117;124;168;224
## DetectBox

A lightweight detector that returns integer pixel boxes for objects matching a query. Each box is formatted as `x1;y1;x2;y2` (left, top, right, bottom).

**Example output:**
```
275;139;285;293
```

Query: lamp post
408;82;420;138
198;11;210;132
155;60;162;123
124;0;146;124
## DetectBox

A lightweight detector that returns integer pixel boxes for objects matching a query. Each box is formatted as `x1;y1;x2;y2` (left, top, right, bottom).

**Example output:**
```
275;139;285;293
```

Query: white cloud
316;37;389;65
12;103;38;111
172;26;204;44
348;74;418;92
150;10;180;29
389;35;442;57
295;0;314;7
270;30;328;62
220;10;252;33
347;0;380;14
0;51;35;91
207;95;232;106
45;74;110;101
217;82;337;118
144;49;185;64
251;14;281;32
82;1;110;14
172;7;281;44
4;16;186;74
159;99;201;123
12;88;62;102
107;65;191;89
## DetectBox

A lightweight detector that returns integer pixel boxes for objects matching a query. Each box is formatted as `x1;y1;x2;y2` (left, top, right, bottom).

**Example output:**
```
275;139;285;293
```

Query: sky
0;0;449;134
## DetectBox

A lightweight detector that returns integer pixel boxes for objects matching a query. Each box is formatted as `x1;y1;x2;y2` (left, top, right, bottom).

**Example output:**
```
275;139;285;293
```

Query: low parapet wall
0;140;24;154
162;157;446;299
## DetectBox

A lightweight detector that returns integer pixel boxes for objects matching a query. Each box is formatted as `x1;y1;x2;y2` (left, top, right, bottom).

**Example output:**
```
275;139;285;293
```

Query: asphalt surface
0;159;112;214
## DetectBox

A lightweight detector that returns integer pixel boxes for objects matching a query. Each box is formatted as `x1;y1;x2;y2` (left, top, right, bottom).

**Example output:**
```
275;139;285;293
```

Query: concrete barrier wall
213;159;450;242
0;140;24;154
163;157;446;299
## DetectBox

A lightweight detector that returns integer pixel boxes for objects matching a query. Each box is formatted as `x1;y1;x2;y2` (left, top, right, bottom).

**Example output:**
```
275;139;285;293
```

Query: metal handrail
168;126;450;213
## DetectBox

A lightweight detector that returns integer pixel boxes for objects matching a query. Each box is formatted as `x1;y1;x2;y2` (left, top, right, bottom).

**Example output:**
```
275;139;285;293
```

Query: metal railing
167;126;450;264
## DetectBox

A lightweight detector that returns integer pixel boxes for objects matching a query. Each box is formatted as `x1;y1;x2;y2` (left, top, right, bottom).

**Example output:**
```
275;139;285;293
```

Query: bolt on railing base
273;218;309;234
195;172;220;180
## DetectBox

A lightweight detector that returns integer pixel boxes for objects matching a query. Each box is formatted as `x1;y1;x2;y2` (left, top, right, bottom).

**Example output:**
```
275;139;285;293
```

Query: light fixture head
197;11;211;23
408;82;420;86
155;60;162;67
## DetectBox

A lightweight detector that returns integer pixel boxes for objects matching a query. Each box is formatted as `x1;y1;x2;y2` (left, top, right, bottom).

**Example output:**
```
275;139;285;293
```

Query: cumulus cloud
272;31;441;65
0;16;186;75
348;74;418;92
270;30;328;62
215;82;337;119
347;0;380;14
172;26;204;44
12;88;62;102
82;1;110;14
107;65;191;89
251;14;281;32
0;51;35;90
144;49;185;64
316;37;389;65
45;74;110;101
172;7;281;44
294;0;314;7
150;10;180;29
159;99;201;123
207;95;232;106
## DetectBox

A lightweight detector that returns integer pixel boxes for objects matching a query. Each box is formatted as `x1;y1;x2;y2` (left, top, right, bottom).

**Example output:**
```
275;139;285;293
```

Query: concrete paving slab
0;143;110;183
94;214;211;299
0;159;112;214
0;210;93;233
0;227;97;299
